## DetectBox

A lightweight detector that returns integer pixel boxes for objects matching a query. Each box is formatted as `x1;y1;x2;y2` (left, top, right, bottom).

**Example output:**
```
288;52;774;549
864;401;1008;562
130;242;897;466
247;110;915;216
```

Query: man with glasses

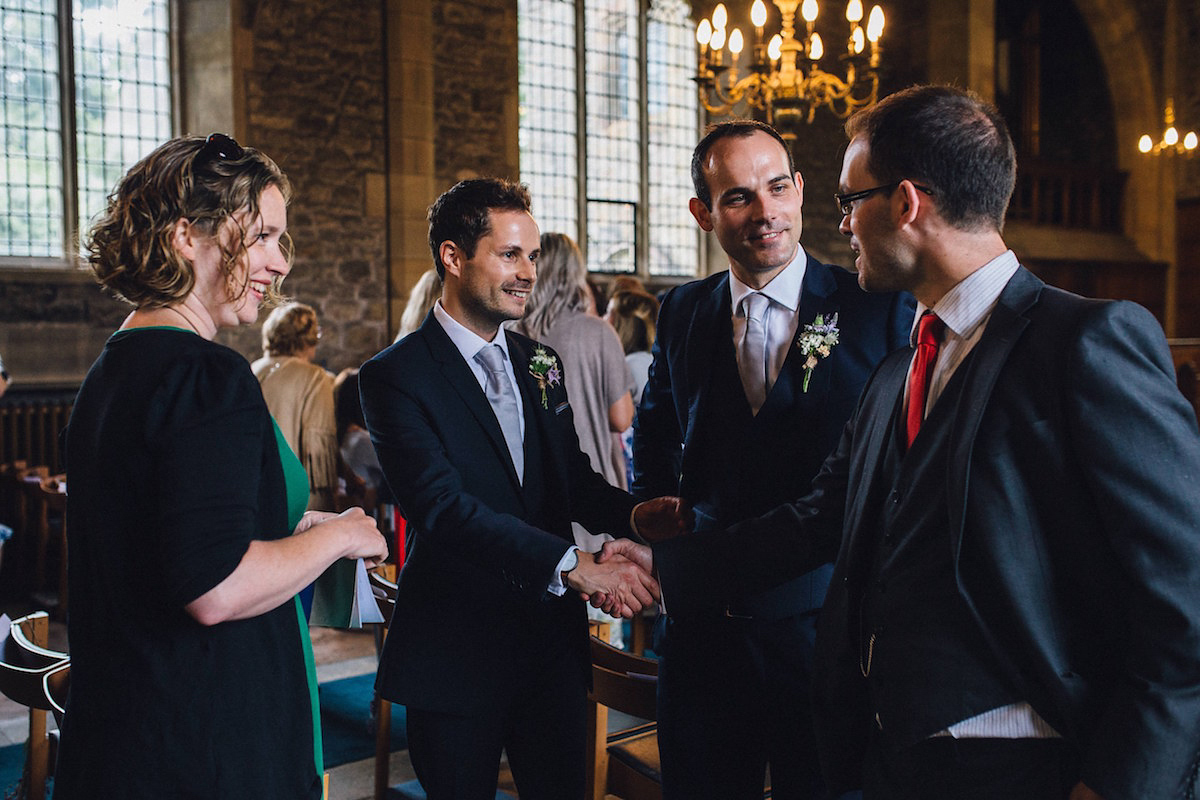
632;119;913;800
609;85;1200;800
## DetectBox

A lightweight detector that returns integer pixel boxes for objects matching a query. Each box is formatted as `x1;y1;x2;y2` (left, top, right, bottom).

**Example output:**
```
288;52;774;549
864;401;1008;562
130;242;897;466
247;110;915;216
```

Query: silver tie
739;292;771;415
474;343;524;481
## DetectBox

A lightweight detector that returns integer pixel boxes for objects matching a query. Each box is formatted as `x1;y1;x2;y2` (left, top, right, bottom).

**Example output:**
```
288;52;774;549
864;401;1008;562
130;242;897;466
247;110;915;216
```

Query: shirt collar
433;300;514;365
728;245;808;316
911;250;1020;345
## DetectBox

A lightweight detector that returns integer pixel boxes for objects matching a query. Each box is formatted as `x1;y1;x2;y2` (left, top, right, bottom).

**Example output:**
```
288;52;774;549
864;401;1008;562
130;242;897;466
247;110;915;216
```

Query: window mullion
56;0;77;260
574;0;587;252
637;0;649;278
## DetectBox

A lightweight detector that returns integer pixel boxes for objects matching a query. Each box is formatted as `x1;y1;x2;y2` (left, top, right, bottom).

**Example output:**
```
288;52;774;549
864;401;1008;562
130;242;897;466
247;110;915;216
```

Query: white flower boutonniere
528;346;562;409
795;312;840;392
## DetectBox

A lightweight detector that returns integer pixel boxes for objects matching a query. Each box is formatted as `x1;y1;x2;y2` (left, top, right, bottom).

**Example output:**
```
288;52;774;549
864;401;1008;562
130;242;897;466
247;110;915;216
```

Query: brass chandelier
693;0;885;133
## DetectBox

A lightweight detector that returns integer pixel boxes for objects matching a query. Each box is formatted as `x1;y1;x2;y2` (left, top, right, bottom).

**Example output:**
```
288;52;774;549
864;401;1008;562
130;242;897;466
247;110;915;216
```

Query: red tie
906;312;944;448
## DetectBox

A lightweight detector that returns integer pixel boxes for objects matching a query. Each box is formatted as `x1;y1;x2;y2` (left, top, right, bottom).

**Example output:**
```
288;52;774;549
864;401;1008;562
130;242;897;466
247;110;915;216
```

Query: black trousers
863;736;1080;800
406;649;588;800
655;612;831;800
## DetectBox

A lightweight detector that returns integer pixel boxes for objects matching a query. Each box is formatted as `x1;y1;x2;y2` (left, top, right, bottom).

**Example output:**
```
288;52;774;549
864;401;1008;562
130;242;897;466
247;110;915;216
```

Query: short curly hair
85;134;292;308
261;302;320;357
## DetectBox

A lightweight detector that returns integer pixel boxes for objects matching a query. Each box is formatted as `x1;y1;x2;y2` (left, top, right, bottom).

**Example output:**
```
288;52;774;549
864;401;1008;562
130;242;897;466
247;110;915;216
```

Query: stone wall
433;0;520;186
218;0;391;374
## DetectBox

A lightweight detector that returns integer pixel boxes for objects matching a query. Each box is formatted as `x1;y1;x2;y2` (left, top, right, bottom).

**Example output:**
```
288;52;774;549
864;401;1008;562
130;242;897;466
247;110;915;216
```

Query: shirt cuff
547;546;580;596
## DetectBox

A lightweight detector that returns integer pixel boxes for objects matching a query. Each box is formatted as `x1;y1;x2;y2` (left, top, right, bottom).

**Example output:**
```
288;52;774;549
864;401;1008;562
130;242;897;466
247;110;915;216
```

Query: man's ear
895;180;925;227
439;241;462;280
689;198;714;232
794;171;805;205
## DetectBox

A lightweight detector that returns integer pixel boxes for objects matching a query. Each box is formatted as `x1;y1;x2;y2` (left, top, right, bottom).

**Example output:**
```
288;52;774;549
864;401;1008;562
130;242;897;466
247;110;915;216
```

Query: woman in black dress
55;134;388;799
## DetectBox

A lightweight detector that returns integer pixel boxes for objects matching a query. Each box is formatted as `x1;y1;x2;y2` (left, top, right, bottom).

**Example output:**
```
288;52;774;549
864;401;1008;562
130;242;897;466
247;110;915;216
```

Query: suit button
876;580;886;594
889;490;900;505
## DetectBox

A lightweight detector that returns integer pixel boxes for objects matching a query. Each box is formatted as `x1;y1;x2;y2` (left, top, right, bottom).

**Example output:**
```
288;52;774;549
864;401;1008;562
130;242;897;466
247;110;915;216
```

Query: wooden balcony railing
1008;161;1127;231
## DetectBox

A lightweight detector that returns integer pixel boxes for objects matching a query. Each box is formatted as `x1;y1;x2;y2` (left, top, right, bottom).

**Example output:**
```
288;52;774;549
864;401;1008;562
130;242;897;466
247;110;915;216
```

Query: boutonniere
795;312;840;392
528;346;562;409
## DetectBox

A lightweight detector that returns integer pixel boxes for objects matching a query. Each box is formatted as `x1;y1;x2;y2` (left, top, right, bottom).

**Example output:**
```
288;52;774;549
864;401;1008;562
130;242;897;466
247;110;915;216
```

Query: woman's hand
293;509;338;535
311;506;389;567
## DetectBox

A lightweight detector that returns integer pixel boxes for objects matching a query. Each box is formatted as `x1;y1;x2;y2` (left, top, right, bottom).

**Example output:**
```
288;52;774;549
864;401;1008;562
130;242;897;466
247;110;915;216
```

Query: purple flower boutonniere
795;312;840;392
528;346;562;409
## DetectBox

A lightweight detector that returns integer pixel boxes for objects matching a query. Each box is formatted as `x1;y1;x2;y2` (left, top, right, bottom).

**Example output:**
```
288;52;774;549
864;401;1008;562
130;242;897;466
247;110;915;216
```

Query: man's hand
597;537;653;573
564;549;659;619
587;539;656;615
1068;783;1105;800
632;496;692;542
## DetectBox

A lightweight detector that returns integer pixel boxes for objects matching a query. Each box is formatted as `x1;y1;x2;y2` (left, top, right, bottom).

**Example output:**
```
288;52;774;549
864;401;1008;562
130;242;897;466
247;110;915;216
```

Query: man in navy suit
607;86;1200;800
359;178;681;800
632;120;914;799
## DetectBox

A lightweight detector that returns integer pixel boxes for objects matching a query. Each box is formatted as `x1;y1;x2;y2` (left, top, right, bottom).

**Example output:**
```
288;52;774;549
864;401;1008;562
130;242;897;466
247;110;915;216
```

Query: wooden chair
586;635;661;800
0;611;70;800
32;475;67;616
368;569;398;800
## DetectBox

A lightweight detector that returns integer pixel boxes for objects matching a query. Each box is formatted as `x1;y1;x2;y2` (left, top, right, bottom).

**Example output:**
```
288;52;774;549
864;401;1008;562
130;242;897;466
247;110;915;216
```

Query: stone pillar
386;0;437;334
926;0;996;101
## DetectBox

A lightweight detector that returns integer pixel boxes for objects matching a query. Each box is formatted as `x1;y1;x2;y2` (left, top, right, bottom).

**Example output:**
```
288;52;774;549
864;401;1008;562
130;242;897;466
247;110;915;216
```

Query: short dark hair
691;119;796;210
427;178;532;279
844;85;1016;231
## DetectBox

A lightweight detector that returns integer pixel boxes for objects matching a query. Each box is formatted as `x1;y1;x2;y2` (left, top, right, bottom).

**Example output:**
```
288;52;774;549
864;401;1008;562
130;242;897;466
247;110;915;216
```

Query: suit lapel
421;316;524;494
839;352;911;563
761;253;840;417
945;267;1041;562
507;332;565;497
683;274;733;440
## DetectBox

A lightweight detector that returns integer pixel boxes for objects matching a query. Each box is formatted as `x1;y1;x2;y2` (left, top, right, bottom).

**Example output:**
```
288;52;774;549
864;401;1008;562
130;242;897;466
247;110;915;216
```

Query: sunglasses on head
195;132;244;168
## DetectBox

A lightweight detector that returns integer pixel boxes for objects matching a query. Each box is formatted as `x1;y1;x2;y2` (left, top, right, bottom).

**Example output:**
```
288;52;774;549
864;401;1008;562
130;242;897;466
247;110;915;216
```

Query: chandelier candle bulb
867;5;884;41
802;0;819;23
712;3;728;31
846;0;863;22
810;32;824;60
729;28;745;56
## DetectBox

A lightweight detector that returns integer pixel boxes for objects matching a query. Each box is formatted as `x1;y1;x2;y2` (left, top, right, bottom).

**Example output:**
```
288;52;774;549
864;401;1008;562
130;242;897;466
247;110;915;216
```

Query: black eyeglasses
195;132;243;168
835;181;933;216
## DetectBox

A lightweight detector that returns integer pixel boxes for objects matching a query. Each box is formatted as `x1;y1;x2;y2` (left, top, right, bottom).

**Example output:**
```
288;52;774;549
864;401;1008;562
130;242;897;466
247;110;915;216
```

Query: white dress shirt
908;251;1059;740
729;245;809;400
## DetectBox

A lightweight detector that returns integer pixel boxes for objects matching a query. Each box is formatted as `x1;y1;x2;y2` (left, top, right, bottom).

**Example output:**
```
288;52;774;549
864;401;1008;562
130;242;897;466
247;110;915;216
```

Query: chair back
0;611;70;800
586;635;661;800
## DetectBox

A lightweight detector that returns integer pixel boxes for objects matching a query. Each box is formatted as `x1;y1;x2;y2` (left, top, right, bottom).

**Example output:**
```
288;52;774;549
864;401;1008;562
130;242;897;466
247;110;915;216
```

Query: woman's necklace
162;305;197;333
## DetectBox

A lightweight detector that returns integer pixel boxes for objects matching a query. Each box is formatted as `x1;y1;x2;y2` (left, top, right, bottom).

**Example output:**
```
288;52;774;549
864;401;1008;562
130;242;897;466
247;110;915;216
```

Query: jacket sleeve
652;393;853;617
1065;301;1200;798
631;286;684;500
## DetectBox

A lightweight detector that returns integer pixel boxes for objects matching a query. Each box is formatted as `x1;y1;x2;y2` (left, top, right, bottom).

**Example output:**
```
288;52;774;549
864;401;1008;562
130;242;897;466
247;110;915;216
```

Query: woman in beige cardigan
251;302;338;510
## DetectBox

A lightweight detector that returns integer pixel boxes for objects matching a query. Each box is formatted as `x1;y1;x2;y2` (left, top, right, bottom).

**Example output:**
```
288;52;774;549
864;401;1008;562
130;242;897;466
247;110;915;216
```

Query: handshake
562;496;691;619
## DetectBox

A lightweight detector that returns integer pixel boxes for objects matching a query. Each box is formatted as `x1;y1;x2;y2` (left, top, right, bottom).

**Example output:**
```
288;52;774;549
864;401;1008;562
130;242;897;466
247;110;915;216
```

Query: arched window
2;0;173;265
518;0;699;278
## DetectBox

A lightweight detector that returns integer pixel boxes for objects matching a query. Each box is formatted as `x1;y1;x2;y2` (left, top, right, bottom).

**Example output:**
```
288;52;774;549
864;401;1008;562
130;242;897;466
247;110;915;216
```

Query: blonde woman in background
252;302;339;511
514;233;634;490
605;289;659;407
605;289;660;491
393;268;442;342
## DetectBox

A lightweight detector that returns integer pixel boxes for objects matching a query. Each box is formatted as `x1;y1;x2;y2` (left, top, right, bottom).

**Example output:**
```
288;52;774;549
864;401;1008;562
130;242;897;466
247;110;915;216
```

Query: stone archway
1070;0;1177;327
